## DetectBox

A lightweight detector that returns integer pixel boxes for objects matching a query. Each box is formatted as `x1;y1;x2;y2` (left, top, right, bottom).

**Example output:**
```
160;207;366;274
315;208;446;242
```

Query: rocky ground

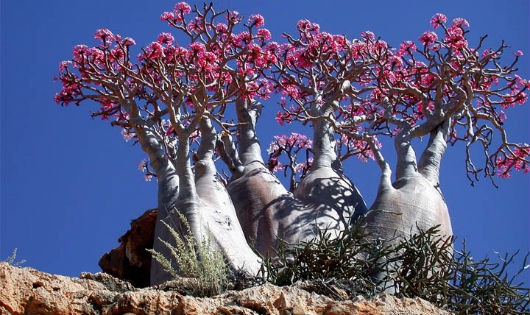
0;262;451;315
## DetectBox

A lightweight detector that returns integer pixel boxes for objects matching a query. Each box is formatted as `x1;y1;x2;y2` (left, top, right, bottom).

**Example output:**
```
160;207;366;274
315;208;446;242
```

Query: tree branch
418;120;450;184
236;98;264;165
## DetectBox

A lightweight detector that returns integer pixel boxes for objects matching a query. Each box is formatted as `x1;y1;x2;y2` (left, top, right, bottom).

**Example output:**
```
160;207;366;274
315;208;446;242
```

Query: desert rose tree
55;3;279;284
56;2;529;286
265;16;529;291
323;14;530;242
224;19;377;256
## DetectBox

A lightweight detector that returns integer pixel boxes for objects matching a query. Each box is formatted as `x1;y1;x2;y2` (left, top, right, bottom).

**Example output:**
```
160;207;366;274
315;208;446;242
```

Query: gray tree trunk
194;119;261;275
365;123;453;242
227;99;300;256
294;118;368;238
134;126;181;285
363;124;453;292
228;100;368;256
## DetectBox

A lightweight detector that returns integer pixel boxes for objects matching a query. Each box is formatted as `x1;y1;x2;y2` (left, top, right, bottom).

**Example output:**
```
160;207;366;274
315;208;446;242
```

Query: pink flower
174;2;191;14
419;31;438;45
498;110;507;123
144;174;154;182
227;10;241;24
496;146;530;177
189;42;206;53
292;133;312;149
59;60;71;72
143;42;165;60
257;28;272;41
235;31;252;45
121;129;135;142
361;31;375;41
157;32;175;45
110;46;125;61
248;14;265;27
296;20;320;34
388;55;403;69
452;18;470;28
94;28;114;41
215;23;228;32
445;25;468;50
137;159;147;171
514;50;524;56
275;111;290;126
54;93;63;104
196;51;218;71
160;12;175;21
265;41;280;53
430;13;447;29
398;40;417;56
122;37;136;46
72;45;90;63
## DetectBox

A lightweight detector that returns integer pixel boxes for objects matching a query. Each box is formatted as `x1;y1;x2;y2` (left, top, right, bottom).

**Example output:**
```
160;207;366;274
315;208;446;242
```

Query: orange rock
0;263;452;315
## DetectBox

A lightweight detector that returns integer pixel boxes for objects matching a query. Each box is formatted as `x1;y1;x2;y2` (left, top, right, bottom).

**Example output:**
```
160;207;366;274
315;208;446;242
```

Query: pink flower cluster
268;133;312;154
247;14;265;27
161;2;192;24
419;31;437;45
430;13;447;29
94;28;115;42
267;133;313;174
496;147;530;178
444;24;468;50
55;5;529;183
338;135;378;162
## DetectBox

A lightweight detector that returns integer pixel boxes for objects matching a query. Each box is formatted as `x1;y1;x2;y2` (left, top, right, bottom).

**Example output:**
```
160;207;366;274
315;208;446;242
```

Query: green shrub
259;223;530;314
258;221;393;295
147;211;228;297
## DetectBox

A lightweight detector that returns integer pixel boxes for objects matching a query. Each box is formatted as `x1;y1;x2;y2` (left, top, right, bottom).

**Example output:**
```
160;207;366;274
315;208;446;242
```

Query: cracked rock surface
0;263;451;315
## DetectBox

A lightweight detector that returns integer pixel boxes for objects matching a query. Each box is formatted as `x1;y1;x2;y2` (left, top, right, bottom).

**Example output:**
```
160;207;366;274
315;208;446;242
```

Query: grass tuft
147;210;228;297
3;248;26;267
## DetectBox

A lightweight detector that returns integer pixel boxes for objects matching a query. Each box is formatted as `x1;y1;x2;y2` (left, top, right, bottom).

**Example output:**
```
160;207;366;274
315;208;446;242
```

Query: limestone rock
98;209;157;287
0;263;452;315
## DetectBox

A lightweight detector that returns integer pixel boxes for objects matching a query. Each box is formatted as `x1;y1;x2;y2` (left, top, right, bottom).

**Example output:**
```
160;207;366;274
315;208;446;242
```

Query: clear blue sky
1;1;529;283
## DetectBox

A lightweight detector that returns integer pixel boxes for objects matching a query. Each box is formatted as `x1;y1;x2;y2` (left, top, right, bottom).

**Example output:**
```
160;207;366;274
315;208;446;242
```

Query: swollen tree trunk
294;118;368;238
228;100;368;256
134;126;181;285
194;119;261;275
365;124;453;243
150;128;204;285
151;117;262;285
363;123;453;292
123;100;183;285
227;99;302;256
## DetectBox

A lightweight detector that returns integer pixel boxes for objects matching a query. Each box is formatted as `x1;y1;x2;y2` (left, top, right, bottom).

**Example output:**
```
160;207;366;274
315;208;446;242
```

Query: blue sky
1;0;529;283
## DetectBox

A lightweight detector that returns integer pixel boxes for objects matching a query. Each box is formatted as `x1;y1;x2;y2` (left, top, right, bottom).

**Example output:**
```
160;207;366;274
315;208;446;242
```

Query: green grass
147;211;228;297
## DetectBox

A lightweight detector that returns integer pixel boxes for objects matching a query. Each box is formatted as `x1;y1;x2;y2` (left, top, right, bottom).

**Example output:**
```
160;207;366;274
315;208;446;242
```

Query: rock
98;209;157;288
0;263;452;315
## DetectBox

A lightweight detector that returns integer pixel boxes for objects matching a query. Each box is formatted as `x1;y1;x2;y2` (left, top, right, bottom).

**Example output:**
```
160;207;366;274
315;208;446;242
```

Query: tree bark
365;125;453;243
363;125;452;292
194;119;261;275
149;126;205;285
294;118;368;238
227;99;299;256
133;125;182;285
